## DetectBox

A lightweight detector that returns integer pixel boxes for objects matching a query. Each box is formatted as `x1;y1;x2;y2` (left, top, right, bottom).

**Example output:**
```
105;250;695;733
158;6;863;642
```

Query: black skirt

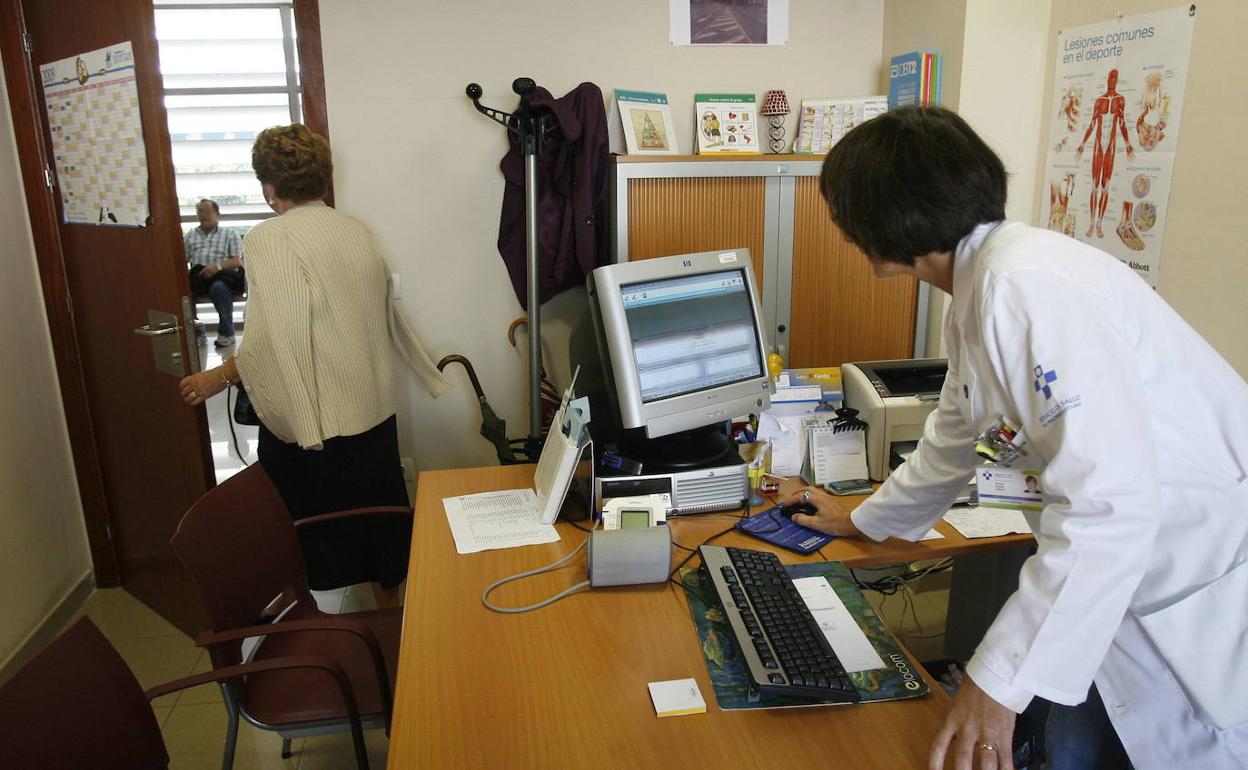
257;414;411;590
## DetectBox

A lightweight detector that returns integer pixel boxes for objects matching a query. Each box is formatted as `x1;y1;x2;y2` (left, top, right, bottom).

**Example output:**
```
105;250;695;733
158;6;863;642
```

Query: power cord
480;520;605;613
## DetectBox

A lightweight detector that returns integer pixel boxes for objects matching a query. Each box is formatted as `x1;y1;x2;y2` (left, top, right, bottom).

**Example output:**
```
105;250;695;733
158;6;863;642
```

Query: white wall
1039;0;1248;376
0;66;93;667
884;0;1053;357
882;0;968;356
320;0;886;471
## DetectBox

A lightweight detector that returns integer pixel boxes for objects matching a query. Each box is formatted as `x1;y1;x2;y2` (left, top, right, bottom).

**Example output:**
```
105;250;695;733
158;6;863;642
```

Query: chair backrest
171;463;311;649
0;617;168;769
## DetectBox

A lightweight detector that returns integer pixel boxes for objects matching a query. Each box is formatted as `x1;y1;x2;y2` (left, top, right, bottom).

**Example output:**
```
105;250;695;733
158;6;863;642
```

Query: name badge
976;466;1048;512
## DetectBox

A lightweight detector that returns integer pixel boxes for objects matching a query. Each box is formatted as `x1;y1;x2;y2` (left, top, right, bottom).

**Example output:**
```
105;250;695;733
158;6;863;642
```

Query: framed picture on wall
670;0;789;46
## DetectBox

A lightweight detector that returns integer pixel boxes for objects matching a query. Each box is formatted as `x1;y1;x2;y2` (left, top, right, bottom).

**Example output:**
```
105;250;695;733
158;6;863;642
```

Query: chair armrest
293;506;413;528
196;617;393;730
145;655;372;769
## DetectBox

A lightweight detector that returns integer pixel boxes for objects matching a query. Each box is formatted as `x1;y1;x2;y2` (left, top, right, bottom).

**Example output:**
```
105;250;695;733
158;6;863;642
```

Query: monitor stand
615;423;740;475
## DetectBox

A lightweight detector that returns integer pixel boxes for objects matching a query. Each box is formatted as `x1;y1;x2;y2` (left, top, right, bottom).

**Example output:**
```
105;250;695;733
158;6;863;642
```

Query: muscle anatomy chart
1043;6;1194;287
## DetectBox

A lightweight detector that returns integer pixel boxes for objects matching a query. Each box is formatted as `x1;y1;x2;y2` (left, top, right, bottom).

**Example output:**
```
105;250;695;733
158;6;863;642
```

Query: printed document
793;577;885;673
943;506;1032;539
443;489;561;554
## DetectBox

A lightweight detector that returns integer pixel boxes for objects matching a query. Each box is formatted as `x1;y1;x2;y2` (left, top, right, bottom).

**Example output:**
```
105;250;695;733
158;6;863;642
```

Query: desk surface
389;465;1032;769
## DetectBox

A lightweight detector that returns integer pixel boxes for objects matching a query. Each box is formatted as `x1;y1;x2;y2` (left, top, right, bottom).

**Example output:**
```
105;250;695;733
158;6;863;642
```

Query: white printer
841;359;947;482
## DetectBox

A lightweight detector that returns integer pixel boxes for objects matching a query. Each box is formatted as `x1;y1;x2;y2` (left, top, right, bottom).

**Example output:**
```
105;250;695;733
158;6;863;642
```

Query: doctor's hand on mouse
778;486;864;538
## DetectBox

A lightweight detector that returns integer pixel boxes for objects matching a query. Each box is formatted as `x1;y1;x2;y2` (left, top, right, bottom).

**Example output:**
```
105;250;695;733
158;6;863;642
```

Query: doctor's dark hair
819;106;1007;267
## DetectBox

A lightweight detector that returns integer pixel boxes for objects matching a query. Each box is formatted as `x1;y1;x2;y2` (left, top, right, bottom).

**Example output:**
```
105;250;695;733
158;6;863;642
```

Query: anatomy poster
40;41;149;227
1043;5;1195;287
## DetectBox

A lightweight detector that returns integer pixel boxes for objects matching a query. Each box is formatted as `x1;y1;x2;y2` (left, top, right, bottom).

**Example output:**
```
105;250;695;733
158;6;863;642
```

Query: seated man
185;198;244;347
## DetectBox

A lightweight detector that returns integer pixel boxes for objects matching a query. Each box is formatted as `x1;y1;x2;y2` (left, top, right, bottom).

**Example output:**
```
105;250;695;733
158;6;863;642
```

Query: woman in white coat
787;107;1248;769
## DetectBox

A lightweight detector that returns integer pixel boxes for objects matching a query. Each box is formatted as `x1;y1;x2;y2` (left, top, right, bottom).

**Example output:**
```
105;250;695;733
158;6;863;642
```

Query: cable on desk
481;532;594;614
849;559;953;596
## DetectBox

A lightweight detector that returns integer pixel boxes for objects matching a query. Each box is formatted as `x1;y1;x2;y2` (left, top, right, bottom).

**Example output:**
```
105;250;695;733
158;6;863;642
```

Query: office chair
0;617;366;770
171;463;410;770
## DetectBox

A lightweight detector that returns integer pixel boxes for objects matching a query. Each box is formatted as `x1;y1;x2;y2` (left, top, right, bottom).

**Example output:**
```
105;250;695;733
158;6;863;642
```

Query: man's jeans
207;279;235;337
1044;685;1132;770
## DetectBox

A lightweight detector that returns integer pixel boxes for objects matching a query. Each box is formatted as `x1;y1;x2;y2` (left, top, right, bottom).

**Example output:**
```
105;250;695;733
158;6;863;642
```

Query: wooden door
3;0;213;634
626;176;767;289
788;177;917;367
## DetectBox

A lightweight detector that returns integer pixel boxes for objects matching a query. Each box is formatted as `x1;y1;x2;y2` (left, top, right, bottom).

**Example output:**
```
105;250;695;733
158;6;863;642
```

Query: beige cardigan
235;202;449;449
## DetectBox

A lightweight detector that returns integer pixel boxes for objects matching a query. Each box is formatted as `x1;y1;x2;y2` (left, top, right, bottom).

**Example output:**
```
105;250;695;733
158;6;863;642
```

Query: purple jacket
497;82;609;309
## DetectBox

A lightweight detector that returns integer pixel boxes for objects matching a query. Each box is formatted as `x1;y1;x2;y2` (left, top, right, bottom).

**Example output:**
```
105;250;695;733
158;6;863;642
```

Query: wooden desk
390;465;1033;769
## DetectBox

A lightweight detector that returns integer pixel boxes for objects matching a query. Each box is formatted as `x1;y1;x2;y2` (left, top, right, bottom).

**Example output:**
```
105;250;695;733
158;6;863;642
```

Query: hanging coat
851;222;1248;769
497;82;610;310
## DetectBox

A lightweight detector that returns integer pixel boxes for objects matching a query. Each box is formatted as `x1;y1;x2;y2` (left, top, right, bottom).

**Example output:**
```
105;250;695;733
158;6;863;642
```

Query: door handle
134;324;178;337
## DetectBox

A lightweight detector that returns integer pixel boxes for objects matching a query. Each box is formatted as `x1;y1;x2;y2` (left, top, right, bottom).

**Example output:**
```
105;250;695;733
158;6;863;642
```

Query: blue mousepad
736;506;835;554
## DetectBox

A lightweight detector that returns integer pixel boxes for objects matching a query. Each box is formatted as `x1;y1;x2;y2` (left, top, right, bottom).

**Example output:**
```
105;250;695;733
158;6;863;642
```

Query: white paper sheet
943;506;1033;539
793;577;885;673
756;412;805;477
920;528;945;541
442;489;561;554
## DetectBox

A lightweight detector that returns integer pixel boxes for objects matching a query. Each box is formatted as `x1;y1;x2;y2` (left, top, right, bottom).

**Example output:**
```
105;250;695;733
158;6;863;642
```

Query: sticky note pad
647;678;706;718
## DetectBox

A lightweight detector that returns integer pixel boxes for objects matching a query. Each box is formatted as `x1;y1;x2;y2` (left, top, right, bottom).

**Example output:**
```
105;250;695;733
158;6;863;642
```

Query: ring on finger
979;742;997;752
800;489;813;502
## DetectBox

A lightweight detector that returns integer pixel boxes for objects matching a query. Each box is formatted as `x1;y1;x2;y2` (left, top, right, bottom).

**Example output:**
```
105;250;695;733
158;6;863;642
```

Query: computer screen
587;249;773;440
622;271;764;402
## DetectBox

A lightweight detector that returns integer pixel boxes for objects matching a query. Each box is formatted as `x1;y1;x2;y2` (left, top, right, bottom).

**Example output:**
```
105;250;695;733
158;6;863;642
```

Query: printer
841;359;947;482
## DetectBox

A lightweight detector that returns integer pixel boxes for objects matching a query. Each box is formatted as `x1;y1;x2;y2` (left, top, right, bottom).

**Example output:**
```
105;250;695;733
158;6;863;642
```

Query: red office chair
0;617;366;770
170;463;409;770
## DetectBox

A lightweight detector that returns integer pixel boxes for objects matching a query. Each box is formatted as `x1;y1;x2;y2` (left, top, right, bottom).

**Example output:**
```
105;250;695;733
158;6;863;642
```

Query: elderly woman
179;124;449;606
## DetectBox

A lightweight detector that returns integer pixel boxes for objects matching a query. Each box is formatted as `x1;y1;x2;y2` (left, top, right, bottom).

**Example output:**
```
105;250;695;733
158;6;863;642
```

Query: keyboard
699;545;860;703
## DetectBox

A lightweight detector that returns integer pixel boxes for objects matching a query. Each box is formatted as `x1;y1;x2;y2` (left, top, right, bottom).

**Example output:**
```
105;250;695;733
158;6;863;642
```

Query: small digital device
600;494;669;530
586;250;773;440
824;479;872;496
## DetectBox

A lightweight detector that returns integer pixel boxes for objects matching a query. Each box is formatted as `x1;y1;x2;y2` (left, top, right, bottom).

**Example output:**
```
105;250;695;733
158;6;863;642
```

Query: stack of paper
771;367;843;414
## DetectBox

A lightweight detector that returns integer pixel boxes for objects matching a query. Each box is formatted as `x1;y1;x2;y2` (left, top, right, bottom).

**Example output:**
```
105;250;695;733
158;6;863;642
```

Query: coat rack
466;78;557;458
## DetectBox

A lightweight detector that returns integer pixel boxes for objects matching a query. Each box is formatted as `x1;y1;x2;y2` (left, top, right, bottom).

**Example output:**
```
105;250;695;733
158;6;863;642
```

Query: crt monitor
586;249;773;441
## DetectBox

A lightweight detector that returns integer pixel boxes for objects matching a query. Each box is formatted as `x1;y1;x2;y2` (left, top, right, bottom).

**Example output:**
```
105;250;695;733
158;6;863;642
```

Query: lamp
761;89;791;154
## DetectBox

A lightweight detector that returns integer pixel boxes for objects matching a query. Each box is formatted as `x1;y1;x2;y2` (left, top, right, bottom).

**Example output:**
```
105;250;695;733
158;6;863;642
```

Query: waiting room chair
0;617;367;770
170;462;410;770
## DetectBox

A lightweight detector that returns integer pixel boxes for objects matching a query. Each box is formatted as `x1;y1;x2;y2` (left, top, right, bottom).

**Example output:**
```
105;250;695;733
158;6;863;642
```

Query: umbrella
507;318;562;436
436;354;516;465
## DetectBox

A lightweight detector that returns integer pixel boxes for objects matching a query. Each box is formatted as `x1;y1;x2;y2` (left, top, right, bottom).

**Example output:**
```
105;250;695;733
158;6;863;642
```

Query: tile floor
69;585;389;769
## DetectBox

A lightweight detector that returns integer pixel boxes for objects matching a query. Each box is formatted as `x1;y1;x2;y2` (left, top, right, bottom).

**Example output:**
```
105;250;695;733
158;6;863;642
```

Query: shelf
612;153;826;164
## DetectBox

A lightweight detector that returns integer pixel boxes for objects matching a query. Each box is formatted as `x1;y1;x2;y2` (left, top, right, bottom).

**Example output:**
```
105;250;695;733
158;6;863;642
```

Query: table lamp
761;89;791;154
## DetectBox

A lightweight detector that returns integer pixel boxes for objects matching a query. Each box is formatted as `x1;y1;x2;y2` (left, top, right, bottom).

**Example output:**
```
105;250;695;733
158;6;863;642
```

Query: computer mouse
779;502;818;519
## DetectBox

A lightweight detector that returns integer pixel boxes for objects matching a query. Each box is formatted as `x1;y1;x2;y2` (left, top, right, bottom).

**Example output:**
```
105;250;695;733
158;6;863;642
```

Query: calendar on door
40;41;149;227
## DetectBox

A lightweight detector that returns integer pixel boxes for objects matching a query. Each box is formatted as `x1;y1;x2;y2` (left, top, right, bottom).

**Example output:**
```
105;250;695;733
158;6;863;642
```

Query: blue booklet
736;506;835;554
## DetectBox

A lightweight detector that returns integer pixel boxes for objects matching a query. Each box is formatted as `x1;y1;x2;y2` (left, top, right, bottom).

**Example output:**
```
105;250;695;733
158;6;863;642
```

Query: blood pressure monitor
600;494;669;530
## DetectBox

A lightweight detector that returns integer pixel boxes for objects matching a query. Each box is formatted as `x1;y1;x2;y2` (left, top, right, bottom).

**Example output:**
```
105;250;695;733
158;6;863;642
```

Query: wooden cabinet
611;155;929;368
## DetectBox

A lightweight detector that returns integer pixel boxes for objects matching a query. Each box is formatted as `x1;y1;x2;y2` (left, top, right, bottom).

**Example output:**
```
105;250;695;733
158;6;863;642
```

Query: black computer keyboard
699;545;860;703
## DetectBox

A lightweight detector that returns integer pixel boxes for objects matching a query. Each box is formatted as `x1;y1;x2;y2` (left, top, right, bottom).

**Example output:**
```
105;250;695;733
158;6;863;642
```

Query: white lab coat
852;222;1248;768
